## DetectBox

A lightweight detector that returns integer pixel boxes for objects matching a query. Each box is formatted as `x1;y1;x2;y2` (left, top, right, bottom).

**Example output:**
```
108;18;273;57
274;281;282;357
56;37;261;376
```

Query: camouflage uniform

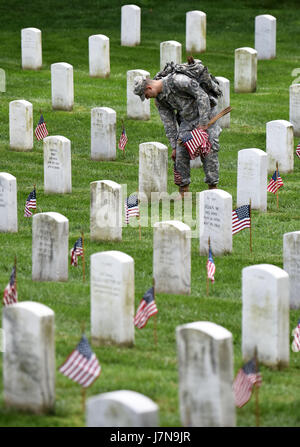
155;73;221;187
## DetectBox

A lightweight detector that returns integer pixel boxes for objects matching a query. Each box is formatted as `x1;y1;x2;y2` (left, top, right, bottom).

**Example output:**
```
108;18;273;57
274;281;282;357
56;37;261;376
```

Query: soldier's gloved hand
171;149;176;161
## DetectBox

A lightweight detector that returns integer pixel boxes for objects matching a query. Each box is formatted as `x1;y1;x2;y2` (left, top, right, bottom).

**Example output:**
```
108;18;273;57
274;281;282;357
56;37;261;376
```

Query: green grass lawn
0;0;300;427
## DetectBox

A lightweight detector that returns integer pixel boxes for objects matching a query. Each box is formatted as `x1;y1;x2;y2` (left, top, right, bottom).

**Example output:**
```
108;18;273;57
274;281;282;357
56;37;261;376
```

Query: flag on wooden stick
24;187;37;217
134;287;158;329
118;126;128;151
296;142;300;159
206;245;215;283
70;237;84;266
181;128;211;159
292;319;300;352
3;265;17;306
59;334;101;388
232;205;251;235
34;114;49;141
124;194;139;224
267;170;284;194
233;358;262;408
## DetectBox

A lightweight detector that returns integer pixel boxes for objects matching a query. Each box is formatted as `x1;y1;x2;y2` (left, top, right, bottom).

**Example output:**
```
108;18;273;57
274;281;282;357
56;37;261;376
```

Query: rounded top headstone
243;263;289;280
3;301;54;318
176;321;232;340
33;212;69;224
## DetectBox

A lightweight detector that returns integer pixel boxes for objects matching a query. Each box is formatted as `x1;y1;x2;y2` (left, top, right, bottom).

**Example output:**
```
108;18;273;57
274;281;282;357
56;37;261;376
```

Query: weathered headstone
91;251;134;347
176;321;235;427
32;212;69;281
186;11;206;53
51;62;74;111
289;84;300;137
153;221;191;295
0;173;18;233
21;28;42;70
89;34;110;78
234;47;257;93
266;120;294;173
237;148;267;211
255;15;276;60
91;107;116;161
3;301;55;413
90;180;122;241
160;40;182;70
139;142;168;200
242;264;289;368
0;68;6;92
283;232;300;309
9;100;33;151
215;76;230;128
121;4;141;46
86;390;159;427
127;69;150;120
199;189;232;256
43;136;72;193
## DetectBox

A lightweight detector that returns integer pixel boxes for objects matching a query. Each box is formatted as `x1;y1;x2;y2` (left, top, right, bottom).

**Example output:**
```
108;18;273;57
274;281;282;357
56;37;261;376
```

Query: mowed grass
0;0;300;427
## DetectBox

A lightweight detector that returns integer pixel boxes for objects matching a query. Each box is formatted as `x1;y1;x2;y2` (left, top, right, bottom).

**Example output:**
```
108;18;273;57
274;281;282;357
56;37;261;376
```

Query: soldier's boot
179;185;189;198
208;184;218;190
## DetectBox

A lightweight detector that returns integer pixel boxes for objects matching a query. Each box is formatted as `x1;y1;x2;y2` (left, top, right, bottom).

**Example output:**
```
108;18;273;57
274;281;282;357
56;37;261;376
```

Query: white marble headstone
86;390;159;427
0;68;6;92
199;189;232;256
139;142;168;200
242;264;289;368
91;107;116;161
121;5;141;46
51;62;74;111
43;136;72;193
0;173;18;232
3;302;55;413
186;11;206;53
237;148;267;211
160;40;182;70
21;28;42;70
289;84;300;137
90;180;122;241
215;76;230;128
176;321;235;427
283;231;300;309
32;212;69;281
255;15;276;60
266;120;294;173
91;251;134;346
153;221;191;295
89;34;110;78
9;100;33;151
234;47;257;93
127;69;150;120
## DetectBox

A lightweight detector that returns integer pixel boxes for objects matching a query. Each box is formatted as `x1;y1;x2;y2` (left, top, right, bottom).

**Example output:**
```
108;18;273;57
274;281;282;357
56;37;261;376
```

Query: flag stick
276;161;279;210
249;199;252;253
138;196;141;240
153;278;157;346
81;387;86;414
254;347;260;427
206;237;210;296
81;231;85;282
14;255;17;293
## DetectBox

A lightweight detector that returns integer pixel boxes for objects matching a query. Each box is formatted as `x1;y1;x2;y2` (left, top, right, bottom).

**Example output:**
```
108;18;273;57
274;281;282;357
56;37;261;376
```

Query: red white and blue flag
292;319;300;352
70;237;83;267
3;266;18;307
233;358;262;408
134;287;158;329
59;334;101;388
124;194;139;224
181;128;211;160
232;205;251;235
173;163;182;185
296;142;300;159
206;246;215;283
267;170;284;194
24;188;36;217
118;127;128;151
34;114;48;141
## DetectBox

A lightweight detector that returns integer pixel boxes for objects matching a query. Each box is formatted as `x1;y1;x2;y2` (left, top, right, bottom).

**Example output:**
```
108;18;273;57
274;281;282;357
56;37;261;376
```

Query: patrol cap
133;75;148;101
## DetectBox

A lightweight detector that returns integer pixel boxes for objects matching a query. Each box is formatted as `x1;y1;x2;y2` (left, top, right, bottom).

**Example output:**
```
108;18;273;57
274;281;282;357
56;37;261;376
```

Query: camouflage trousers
174;131;220;187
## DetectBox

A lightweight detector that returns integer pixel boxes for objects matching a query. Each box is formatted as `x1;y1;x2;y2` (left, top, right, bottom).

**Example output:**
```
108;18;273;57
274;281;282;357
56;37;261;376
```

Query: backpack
153;57;222;107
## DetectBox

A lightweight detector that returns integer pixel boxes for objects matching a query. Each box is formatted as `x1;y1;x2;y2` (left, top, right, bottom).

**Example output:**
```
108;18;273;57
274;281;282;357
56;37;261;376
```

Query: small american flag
124;194;139;224
292;319;300;352
173;163;182;185
181;128;211;160
118;127;128;151
233;358;262;408
24;188;37;217
3;266;18;307
59;334;101;388
70;237;83;267
134;287;158;329
296;142;300;159
34;114;48;141
232;205;251;235
267;170;284;194
206;246;215;283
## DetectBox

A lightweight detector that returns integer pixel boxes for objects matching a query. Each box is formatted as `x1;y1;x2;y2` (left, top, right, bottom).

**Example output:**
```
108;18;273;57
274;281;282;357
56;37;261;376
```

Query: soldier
133;63;222;197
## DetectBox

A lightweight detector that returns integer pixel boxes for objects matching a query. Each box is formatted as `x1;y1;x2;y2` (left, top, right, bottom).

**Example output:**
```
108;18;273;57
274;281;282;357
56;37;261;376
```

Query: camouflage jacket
155;73;216;149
